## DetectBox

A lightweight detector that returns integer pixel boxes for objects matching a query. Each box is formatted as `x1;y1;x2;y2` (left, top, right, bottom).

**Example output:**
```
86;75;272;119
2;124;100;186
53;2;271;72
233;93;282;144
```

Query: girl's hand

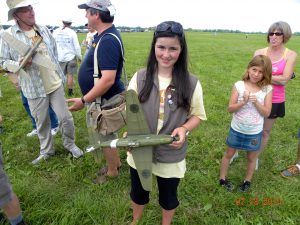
243;90;250;102
249;93;257;103
122;132;128;138
170;126;188;149
122;132;132;153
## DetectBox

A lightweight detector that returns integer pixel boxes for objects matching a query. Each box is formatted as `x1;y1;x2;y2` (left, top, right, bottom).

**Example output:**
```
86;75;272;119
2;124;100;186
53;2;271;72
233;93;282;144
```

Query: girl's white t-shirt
231;81;272;134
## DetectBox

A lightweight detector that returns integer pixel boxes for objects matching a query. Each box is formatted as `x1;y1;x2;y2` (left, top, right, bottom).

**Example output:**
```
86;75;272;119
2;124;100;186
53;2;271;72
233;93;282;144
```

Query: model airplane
86;89;179;191
0;32;57;75
86;134;177;150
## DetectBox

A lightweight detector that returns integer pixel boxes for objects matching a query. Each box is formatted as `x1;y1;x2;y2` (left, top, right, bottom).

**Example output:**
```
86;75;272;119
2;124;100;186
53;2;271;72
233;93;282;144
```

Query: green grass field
0;32;299;225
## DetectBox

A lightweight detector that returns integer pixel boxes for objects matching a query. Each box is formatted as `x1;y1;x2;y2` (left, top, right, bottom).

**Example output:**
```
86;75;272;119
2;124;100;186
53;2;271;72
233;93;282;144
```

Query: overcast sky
1;0;300;32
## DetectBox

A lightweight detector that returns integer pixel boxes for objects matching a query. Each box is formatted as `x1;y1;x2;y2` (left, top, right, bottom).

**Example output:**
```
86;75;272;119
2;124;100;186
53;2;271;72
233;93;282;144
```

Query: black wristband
81;96;85;104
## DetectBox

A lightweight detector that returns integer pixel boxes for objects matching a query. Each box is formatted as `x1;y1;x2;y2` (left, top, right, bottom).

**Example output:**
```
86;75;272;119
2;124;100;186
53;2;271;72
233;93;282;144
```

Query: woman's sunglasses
268;32;283;36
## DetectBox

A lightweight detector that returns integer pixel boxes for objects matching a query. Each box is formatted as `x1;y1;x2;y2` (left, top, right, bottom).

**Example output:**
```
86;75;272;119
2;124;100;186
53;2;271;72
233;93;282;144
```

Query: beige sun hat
6;0;38;21
62;18;73;23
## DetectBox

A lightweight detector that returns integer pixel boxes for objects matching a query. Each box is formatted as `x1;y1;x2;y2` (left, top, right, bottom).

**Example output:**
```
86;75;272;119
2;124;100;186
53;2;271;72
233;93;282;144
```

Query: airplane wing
5;63;19;73
126;89;152;191
32;53;57;70
0;32;30;56
131;146;152;191
5;63;29;78
126;89;150;135
0;32;57;71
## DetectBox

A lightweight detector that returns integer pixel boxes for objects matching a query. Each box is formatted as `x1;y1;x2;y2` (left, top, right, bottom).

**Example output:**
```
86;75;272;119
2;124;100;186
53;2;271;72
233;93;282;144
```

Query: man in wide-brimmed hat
0;0;83;164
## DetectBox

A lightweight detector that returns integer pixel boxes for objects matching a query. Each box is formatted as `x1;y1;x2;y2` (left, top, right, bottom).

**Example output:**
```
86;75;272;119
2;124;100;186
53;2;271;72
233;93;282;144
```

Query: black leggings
130;167;180;210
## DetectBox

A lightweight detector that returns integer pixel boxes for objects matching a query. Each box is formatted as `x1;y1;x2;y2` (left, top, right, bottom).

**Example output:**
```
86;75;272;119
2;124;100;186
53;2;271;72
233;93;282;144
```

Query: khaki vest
136;69;198;163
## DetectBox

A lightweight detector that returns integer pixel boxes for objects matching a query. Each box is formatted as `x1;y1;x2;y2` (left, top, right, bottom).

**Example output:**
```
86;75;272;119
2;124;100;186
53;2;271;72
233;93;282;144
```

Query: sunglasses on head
155;22;184;37
268;32;283;36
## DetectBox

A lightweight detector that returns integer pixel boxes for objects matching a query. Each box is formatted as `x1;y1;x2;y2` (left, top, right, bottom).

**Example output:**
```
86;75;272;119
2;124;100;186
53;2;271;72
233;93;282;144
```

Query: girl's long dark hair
139;26;191;111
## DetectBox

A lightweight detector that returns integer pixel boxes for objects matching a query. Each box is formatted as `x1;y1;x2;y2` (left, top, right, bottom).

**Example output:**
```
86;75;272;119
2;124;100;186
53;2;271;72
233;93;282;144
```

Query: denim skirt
226;127;262;151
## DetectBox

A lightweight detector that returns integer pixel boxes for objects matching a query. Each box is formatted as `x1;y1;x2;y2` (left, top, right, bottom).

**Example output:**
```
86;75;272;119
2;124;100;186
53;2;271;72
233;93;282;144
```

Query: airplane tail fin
126;90;152;191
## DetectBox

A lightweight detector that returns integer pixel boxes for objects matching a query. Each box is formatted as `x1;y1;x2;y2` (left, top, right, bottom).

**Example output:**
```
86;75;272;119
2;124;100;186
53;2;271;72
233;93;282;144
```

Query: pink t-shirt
265;48;288;103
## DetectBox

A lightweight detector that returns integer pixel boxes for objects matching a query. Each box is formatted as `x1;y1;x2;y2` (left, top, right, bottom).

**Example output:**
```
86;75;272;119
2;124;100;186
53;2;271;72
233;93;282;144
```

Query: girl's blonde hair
242;55;272;88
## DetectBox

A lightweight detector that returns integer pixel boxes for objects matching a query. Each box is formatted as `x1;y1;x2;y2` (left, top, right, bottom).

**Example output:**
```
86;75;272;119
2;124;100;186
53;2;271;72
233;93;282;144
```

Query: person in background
21;90;59;137
69;0;125;183
231;21;298;170
0;0;83;164
253;21;298;169
0;141;27;225
2;69;59;137
1;71;59;136
281;129;300;178
82;23;97;57
53;18;82;96
219;55;272;192
0;36;2;98
127;21;206;225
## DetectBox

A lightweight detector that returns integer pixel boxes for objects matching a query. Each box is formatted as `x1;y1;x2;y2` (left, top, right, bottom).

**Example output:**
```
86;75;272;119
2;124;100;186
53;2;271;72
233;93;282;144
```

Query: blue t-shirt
78;25;125;100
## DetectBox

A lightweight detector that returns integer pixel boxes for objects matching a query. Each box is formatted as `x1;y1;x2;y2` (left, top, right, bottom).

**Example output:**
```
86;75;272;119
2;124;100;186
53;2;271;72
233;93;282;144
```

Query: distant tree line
1;24;299;35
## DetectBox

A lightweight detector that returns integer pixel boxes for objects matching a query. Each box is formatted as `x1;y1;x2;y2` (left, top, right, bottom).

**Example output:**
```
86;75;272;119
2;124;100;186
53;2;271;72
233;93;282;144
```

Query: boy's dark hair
87;8;114;23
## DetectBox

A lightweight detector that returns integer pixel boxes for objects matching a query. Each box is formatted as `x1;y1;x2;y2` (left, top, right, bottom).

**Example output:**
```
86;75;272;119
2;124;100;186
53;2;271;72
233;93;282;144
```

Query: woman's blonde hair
242;55;272;88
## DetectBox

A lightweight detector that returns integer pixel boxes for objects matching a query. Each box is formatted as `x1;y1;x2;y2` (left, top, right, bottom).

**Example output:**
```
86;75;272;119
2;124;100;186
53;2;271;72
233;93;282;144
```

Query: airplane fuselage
86;134;177;152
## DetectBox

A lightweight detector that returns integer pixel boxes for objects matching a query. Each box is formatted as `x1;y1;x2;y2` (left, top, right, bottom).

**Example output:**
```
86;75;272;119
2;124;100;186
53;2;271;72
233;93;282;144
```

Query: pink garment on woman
269;48;288;103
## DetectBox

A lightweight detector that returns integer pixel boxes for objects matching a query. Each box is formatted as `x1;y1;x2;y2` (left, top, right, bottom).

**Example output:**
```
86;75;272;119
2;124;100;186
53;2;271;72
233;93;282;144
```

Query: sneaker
26;129;37;137
229;151;239;164
51;127;59;136
280;165;300;178
255;158;259;170
239;180;251;192
31;154;50;165
219;179;235;192
69;145;83;158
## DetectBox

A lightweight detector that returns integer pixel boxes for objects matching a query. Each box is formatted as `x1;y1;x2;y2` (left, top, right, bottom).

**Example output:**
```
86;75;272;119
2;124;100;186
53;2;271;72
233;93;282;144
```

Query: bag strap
93;33;127;108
